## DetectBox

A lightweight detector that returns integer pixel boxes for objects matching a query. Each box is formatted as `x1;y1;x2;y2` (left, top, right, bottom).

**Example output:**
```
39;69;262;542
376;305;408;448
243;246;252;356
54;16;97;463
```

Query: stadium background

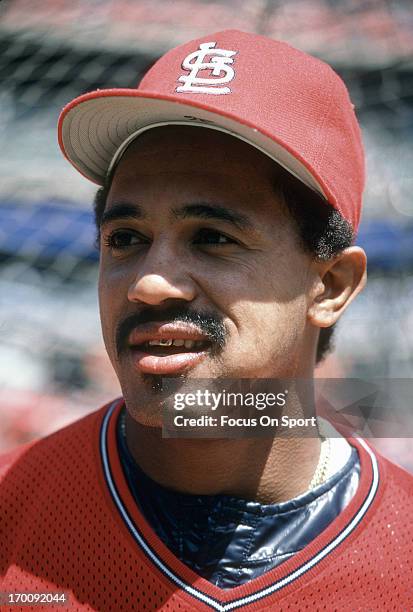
0;0;412;471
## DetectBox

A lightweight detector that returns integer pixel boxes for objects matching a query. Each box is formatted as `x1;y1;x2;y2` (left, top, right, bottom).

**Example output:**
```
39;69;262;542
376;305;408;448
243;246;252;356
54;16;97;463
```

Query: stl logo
176;41;237;95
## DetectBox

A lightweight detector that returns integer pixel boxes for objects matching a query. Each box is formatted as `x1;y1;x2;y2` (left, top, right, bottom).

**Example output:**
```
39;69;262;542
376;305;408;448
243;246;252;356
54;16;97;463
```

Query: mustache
115;305;227;358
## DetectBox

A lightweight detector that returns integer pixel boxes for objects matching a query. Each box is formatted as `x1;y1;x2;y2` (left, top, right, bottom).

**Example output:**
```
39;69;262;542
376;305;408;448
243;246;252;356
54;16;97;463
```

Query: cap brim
58;89;326;197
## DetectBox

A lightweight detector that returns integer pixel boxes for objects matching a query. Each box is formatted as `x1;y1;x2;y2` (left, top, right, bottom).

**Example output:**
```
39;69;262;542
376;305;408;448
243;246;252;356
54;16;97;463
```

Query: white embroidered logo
176;41;237;95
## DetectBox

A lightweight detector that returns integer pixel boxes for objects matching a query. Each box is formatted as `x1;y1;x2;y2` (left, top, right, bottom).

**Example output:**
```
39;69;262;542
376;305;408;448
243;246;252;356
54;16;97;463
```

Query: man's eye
193;229;236;245
104;230;147;250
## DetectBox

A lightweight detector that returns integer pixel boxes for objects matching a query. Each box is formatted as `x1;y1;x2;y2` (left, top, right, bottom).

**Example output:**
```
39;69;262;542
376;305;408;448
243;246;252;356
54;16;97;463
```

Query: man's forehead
111;124;279;176
107;129;284;218
104;125;294;229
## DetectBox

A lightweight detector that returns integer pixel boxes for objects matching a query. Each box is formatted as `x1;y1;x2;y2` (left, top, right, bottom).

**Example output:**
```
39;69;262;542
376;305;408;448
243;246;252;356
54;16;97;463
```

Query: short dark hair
93;161;354;364
272;167;354;363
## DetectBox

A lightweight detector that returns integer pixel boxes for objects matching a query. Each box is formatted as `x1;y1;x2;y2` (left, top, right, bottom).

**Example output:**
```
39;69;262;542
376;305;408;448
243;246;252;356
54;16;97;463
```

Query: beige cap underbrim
59;92;326;197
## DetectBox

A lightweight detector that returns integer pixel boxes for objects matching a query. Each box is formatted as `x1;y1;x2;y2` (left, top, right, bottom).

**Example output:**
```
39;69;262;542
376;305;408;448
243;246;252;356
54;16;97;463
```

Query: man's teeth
147;339;204;349
149;339;173;347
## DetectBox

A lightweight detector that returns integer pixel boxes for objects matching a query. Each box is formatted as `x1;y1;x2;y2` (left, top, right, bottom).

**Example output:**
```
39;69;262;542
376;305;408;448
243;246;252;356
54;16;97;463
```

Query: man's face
98;126;317;425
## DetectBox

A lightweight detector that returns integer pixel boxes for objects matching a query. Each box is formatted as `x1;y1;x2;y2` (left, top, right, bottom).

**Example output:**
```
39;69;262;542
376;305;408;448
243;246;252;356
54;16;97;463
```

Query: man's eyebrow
172;203;253;231
100;203;146;227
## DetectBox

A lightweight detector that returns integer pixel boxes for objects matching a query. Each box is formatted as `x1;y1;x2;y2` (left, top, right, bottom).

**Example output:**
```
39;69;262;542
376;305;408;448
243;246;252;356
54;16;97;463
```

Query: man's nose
127;248;197;306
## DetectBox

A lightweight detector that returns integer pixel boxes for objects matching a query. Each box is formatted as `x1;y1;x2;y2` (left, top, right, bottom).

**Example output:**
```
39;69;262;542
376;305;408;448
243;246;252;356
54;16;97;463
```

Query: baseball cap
58;29;365;231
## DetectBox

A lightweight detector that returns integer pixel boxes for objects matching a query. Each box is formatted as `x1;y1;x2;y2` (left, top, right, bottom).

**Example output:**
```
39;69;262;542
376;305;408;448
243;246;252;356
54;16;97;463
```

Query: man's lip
128;321;210;347
130;348;208;375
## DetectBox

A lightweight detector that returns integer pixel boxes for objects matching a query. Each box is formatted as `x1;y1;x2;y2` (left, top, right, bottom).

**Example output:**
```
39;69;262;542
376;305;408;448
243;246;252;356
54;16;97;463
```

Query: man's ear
307;247;367;328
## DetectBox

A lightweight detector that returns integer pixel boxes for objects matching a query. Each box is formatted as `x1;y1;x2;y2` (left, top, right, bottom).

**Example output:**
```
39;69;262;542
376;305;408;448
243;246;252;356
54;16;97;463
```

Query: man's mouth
142;338;209;352
127;322;212;375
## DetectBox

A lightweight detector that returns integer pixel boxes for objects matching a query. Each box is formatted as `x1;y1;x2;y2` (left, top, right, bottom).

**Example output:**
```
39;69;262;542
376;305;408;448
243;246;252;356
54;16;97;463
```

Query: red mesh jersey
1;399;412;611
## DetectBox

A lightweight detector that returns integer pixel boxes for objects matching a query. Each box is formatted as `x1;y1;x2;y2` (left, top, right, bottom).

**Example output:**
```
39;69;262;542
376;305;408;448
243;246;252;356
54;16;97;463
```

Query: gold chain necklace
308;436;331;490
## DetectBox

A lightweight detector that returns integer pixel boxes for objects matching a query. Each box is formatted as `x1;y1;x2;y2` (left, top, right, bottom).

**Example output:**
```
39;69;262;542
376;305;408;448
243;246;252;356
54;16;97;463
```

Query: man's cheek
99;310;117;364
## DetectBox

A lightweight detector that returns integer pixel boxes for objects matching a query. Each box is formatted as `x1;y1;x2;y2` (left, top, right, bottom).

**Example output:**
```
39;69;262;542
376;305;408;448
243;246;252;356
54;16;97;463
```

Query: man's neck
125;412;321;504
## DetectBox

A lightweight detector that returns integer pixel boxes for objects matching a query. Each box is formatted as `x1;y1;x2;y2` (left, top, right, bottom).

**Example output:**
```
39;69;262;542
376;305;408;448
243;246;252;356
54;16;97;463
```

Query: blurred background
0;0;412;470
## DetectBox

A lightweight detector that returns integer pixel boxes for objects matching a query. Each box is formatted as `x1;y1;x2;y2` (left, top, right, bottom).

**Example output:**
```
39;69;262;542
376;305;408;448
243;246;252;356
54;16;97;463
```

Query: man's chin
123;390;164;429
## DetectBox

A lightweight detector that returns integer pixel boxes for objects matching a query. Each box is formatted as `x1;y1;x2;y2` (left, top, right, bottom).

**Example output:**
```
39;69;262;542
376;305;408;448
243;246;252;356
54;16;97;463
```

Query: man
1;30;412;611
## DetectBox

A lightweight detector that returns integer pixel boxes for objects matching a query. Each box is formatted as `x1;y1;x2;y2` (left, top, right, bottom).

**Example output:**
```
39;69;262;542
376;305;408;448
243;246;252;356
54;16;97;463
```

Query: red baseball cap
58;29;365;230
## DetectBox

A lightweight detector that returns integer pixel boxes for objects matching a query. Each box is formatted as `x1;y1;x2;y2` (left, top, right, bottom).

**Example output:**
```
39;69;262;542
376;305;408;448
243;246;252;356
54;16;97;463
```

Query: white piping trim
100;403;379;611
222;436;379;610
100;402;224;610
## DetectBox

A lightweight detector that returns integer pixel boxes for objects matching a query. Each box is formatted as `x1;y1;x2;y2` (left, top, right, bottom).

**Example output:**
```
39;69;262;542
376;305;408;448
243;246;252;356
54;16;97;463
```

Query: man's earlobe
308;247;367;328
